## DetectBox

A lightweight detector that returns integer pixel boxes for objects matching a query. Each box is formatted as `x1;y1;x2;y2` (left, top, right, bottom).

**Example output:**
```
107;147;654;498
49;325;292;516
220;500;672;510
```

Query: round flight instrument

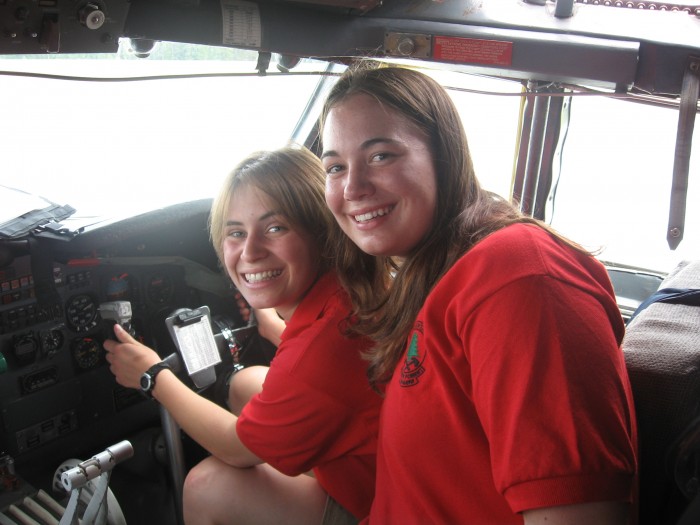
41;329;65;357
106;273;134;301
146;273;174;305
71;336;101;369
65;294;99;332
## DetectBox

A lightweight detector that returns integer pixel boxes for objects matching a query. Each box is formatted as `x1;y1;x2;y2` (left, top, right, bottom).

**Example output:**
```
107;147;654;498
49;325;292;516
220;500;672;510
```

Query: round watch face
140;373;152;392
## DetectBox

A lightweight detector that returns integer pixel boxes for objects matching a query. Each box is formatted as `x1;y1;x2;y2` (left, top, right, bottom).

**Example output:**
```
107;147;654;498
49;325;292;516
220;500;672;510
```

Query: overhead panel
2;0;698;96
383;27;640;91
0;0;128;54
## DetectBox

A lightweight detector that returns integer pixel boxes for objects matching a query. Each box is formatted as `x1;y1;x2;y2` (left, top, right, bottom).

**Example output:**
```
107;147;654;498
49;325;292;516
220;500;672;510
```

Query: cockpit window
1;40;697;273
405;66;699;275
0;40;328;226
550;94;699;273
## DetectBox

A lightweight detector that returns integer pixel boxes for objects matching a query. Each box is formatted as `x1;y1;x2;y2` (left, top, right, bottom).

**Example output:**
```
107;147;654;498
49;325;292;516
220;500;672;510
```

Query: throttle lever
99;300;136;338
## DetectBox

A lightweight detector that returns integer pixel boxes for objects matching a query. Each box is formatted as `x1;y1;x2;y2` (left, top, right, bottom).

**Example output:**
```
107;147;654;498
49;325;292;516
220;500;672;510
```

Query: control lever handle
162;352;182;374
60;440;134;492
98;301;136;337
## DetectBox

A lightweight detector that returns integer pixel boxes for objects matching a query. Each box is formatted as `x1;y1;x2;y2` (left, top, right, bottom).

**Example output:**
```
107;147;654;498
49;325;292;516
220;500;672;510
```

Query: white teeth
244;270;282;283
354;207;392;223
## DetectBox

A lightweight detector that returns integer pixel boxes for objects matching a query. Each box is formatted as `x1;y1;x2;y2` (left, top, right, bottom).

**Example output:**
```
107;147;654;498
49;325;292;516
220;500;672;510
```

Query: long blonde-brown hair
209;144;340;275
319;64;587;386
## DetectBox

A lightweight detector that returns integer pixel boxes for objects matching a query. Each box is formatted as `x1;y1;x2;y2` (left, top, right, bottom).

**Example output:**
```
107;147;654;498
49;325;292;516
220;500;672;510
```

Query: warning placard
433;36;513;67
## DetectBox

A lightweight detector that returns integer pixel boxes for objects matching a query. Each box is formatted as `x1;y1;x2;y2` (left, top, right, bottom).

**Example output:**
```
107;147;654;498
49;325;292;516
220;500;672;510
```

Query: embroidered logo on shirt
400;321;426;387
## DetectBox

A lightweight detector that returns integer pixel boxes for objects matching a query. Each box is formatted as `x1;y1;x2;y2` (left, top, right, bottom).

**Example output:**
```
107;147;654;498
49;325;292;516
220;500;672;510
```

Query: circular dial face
65;294;99;332
41;329;65;357
71;337;101;369
106;273;135;301
146;273;174;305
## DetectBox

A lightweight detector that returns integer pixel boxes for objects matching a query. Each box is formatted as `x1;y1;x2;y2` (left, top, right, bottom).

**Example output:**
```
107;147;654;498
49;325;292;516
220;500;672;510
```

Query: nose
343;163;374;201
241;232;267;262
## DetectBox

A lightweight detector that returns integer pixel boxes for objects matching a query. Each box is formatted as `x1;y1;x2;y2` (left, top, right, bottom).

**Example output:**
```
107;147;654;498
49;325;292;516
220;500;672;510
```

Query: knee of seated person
183;458;217;501
182;467;208;522
183;456;254;507
183;458;235;523
228;365;268;414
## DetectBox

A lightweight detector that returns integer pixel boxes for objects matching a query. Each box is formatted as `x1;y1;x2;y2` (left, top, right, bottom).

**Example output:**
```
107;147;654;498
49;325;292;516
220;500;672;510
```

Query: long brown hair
319;64;587;386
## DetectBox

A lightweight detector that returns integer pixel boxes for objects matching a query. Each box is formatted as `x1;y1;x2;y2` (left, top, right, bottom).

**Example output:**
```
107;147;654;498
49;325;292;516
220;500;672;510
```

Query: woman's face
222;184;320;320
322;93;438;258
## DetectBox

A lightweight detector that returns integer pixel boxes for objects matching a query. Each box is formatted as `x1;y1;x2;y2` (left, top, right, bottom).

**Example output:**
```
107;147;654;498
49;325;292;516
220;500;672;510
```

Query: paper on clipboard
173;314;221;374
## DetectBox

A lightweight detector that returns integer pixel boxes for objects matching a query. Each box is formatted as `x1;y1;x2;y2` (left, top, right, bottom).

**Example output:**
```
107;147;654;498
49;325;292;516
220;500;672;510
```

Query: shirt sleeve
238;366;363;475
236;295;376;477
459;274;637;511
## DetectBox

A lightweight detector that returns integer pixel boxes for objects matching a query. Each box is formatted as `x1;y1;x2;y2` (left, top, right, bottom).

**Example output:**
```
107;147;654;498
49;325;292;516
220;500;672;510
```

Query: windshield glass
2;41;697;275
551;94;700;273
425;68;699;275
0;40;327;224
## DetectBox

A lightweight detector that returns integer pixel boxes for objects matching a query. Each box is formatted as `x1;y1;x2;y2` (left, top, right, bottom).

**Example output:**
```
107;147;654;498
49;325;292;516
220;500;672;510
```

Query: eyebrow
321;137;399;160
225;210;280;227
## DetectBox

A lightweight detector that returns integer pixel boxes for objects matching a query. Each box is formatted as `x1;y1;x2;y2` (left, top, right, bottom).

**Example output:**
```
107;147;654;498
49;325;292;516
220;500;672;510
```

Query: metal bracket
667;55;700;249
384;32;431;59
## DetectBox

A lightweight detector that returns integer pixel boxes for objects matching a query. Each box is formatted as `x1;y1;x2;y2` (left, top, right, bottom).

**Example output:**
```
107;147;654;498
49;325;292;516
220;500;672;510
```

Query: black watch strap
140;362;171;398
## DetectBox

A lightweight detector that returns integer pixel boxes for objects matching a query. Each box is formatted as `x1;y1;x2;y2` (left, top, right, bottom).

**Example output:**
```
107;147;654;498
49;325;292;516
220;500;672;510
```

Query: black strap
628;287;700;324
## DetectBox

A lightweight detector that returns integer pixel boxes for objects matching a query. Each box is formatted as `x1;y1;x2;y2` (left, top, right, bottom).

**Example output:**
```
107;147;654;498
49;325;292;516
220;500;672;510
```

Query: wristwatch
140;362;171;398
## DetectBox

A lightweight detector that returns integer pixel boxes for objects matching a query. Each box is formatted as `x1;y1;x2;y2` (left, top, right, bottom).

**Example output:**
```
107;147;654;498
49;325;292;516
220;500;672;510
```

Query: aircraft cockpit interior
1;1;699;524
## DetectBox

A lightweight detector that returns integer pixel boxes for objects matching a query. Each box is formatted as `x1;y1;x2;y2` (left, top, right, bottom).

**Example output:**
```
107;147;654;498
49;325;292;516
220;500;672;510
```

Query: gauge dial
65;294;99;332
146;273;174;305
41;329;65;357
106;273;134;301
71;336;101;369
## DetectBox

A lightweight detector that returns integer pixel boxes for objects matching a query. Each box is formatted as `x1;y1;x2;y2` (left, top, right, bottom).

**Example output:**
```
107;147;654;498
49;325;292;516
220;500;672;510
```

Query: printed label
221;0;262;48
433;36;513;66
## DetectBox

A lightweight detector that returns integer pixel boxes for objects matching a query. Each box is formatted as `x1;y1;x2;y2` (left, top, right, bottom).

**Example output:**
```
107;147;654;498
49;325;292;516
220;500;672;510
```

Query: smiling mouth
353;206;393;223
244;270;282;283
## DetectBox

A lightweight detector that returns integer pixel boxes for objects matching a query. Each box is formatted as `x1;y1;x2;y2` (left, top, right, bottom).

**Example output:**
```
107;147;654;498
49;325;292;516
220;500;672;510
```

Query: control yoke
164;306;221;389
98;300;257;389
97;300;257;525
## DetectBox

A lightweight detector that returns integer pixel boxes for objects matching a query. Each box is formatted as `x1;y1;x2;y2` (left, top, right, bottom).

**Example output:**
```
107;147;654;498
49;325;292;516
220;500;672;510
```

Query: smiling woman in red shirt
105;145;382;525
319;64;637;525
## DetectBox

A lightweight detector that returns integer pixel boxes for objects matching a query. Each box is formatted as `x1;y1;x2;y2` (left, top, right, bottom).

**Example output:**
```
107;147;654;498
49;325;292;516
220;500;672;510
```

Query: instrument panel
0;200;244;466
